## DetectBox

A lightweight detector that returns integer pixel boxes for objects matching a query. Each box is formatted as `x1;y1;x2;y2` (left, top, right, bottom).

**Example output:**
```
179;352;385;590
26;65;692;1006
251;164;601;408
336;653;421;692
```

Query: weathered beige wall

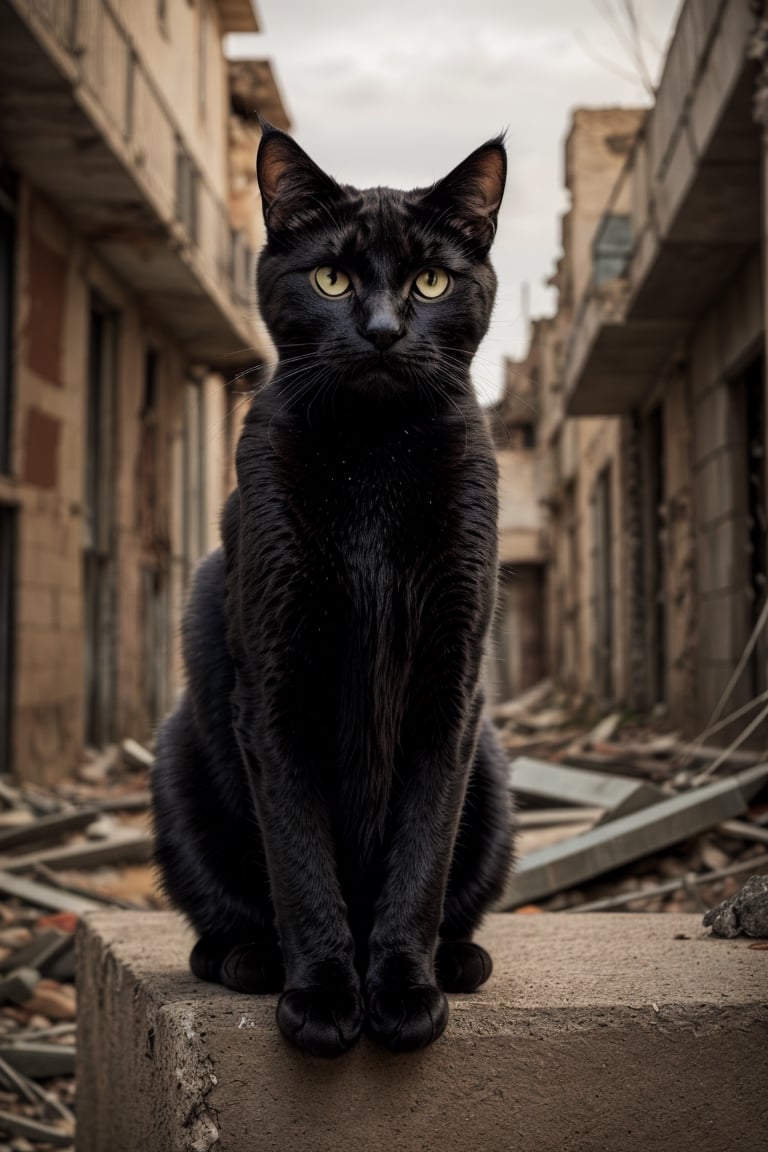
118;0;230;200
536;108;644;708
688;250;764;729
7;179;232;782
496;449;542;565
561;108;645;313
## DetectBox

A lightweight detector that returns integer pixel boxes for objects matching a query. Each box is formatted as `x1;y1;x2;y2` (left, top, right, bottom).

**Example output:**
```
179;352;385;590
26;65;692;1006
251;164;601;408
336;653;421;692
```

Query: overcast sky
229;0;681;402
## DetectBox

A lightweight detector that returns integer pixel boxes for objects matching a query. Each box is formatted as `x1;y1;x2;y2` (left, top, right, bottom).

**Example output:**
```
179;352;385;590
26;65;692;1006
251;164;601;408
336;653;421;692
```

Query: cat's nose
361;299;405;351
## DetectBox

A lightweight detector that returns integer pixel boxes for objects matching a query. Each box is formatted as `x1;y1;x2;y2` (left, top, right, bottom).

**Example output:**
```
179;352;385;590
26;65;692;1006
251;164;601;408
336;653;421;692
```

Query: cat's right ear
257;123;340;234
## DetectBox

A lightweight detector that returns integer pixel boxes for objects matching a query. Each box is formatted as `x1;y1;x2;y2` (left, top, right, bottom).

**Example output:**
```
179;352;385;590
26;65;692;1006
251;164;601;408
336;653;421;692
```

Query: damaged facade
507;0;768;741
0;0;288;781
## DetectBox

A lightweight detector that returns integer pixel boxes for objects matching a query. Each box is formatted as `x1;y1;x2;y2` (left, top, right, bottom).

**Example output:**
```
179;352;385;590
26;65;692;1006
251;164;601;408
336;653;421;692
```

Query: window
0;178;15;475
0;506;14;773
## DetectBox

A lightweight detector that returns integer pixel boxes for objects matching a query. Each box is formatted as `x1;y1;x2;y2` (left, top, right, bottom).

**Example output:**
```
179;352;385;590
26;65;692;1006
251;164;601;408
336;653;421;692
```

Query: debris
1;830;153;874
121;739;154;771
0;972;39;1008
515;808;605;827
516;707;572;731
0;1042;75;1079
30;865;144;912
703;875;768;939
564;852;768;913
35;913;77;936
76;745;119;785
21;980;76;1022
0;1108;72;1146
0;809;99;854
510;757;666;822
0;932;71;977
89;790;151;813
0;873;101;915
499;764;768;910
584;712;622;748
718;819;768;846
489;679;553;722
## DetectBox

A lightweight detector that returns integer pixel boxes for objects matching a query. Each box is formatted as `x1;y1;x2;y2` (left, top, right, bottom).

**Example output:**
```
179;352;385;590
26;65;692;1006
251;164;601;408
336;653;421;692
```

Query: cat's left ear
421;137;506;252
256;122;341;233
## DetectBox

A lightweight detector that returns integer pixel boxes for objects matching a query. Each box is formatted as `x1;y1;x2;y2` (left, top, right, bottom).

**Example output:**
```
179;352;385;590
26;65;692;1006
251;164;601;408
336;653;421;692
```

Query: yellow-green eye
413;268;450;299
312;266;351;297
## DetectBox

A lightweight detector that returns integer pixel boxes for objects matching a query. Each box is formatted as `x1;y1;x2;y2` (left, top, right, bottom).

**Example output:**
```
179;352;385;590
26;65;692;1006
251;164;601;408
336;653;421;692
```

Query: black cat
151;124;513;1058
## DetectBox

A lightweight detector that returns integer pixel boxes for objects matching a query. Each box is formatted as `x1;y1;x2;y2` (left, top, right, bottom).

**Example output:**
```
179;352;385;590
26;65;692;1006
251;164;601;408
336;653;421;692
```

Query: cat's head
255;124;506;401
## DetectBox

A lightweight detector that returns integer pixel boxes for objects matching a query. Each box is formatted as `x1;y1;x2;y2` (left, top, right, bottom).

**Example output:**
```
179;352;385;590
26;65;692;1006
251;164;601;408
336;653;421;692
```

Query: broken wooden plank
489;679;553;722
121;738;154;770
583;712;622;748
564;852;768;913
1;830;153;874
0;871;101;913
32;863;144;912
718;819;768;846
682;744;765;768
0;930;71;976
90;789;152;813
0;967;40;1005
509;757;666;823
499;763;768;910
554;751;675;780
515;808;606;828
0;1043;76;1079
0;1106;73;1145
0;807;98;852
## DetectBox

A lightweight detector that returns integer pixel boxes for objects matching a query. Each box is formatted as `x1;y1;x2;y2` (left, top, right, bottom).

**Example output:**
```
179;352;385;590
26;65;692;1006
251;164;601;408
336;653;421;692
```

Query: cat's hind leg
437;719;513;993
152;696;283;994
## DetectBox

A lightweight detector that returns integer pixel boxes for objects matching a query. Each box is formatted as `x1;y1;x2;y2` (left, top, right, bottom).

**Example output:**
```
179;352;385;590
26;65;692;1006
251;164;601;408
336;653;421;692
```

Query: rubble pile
0;697;766;1146
493;681;768;915
0;747;158;1151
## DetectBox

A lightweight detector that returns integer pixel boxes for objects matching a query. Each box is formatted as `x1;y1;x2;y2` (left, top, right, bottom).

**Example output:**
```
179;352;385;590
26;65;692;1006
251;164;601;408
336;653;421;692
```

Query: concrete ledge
76;912;768;1151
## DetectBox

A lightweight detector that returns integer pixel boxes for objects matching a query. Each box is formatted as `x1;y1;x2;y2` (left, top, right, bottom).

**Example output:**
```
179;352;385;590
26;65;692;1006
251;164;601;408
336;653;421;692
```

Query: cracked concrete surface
76;911;768;1151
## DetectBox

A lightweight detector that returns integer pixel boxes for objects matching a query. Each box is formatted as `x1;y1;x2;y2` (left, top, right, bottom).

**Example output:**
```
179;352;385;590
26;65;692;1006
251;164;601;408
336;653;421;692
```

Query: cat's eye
413;268;450;299
312;266;351;298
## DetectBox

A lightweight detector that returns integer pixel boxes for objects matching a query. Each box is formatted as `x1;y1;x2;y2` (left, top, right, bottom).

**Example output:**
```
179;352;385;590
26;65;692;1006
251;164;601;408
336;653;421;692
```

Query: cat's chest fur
282;418;467;573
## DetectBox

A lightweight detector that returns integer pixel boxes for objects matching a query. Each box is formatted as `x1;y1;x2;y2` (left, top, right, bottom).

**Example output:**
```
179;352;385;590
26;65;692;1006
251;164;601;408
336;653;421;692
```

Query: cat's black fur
151;125;513;1058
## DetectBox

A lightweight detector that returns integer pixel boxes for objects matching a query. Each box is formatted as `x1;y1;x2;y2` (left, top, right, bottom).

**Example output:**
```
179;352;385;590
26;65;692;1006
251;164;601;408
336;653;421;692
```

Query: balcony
565;0;761;415
0;0;268;366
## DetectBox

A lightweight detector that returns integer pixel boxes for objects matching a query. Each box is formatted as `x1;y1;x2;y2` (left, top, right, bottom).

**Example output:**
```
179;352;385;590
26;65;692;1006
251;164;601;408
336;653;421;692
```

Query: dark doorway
83;296;118;748
591;465;613;701
0;185;15;475
645;405;666;706
0;507;13;773
742;354;767;697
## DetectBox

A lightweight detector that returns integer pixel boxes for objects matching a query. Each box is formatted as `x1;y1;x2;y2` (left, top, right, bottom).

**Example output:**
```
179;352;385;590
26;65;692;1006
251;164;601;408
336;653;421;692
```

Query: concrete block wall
690;251;764;726
76;911;768;1152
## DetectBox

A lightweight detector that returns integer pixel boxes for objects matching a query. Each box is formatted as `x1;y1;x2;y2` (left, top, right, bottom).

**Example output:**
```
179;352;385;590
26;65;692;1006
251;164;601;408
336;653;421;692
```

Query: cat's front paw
277;985;363;1058
435;940;492;992
365;983;449;1052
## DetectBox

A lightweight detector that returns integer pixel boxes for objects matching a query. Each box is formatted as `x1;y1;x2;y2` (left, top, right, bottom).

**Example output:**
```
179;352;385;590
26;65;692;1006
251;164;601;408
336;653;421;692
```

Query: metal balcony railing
24;0;255;311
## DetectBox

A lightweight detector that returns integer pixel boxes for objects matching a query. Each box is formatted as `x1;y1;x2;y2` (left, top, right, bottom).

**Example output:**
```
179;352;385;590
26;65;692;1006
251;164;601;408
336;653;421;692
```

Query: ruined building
507;0;767;741
0;0;289;780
